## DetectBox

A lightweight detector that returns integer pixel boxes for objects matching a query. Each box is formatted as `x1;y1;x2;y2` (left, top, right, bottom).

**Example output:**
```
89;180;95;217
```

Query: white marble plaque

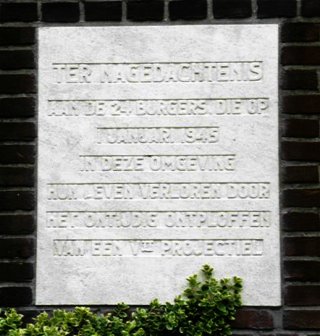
37;25;280;306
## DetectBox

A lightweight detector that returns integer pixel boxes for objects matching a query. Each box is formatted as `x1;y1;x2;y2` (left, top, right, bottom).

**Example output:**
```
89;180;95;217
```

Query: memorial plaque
37;25;280;305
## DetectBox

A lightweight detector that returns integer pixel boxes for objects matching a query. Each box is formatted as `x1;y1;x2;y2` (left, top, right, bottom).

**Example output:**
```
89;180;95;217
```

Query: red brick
0;97;35;118
257;0;297;18
283;95;320;114
282;70;318;90
302;0;320;17
283;166;319;183
128;0;164;21
0;3;37;22
285;260;320;281
0;191;34;211
283;188;320;207
0;27;35;46
283;212;320;232
0;238;34;259
0;145;34;164
0;262;33;282
0;50;34;70
285;285;320;306
0;167;34;187
282;46;320;65
282;141;320;161
283;119;319;138
0;74;35;94
213;0;252;19
284;310;320;329
284;237;320;257
282;23;319;42
0;287;32;307
0;122;35;141
42;2;80;23
0;214;34;235
233;309;274;330
84;1;122;21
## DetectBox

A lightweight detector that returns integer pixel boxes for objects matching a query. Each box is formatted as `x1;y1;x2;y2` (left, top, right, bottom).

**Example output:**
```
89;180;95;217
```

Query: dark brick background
0;0;319;334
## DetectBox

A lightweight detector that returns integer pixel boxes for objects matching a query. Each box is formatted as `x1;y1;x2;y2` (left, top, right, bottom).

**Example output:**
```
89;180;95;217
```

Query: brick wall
0;0;319;334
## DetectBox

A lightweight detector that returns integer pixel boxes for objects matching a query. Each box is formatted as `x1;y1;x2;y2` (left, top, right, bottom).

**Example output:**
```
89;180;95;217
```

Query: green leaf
0;265;242;336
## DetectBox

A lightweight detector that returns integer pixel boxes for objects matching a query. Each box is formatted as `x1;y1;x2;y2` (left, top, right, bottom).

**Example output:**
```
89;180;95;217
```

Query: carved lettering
46;211;271;229
53;239;264;257
52;61;263;84
47;182;270;200
80;155;235;172
37;25;280;306
96;127;219;144
47;98;269;117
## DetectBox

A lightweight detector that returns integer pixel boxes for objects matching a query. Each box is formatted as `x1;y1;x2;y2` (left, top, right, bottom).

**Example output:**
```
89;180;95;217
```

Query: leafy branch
0;265;242;336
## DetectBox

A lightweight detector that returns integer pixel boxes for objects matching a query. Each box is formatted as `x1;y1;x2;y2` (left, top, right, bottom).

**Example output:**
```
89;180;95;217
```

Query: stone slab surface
37;25;280;306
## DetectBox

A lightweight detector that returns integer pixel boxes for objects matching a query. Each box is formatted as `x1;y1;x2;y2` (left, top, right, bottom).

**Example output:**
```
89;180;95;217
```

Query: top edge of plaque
38;24;279;32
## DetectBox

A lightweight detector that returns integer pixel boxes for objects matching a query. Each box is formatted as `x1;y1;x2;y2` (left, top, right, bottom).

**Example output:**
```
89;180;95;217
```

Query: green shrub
0;265;242;336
